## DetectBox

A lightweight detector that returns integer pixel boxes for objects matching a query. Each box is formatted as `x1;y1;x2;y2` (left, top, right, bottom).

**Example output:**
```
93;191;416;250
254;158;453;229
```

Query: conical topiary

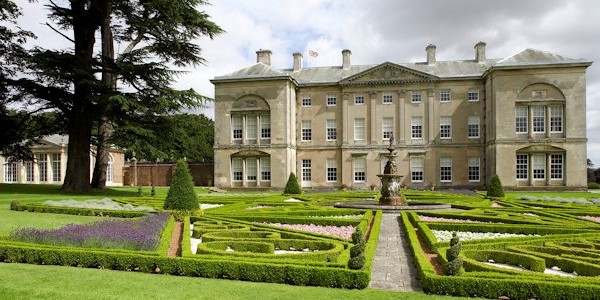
487;174;505;198
163;159;198;211
283;172;302;194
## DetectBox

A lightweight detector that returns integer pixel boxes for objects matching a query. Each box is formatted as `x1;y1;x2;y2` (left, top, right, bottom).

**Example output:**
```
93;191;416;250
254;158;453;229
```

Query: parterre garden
2;184;600;299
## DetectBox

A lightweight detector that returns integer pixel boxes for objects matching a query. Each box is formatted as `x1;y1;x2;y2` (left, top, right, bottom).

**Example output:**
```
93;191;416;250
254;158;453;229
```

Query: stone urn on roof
377;133;406;206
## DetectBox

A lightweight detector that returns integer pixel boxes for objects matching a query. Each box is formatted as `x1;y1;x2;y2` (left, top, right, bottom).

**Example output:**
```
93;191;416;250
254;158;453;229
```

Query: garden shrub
588;182;600;189
347;254;366;270
283;172;302;195
351;227;365;244
443;232;463;275
163;159;199;211
487;174;505;198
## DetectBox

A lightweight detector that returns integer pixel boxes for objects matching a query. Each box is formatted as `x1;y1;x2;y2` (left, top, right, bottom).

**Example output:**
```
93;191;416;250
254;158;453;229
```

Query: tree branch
45;22;74;43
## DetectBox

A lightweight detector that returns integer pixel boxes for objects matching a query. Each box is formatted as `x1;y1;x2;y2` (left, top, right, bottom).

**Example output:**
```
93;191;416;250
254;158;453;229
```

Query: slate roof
212;48;591;84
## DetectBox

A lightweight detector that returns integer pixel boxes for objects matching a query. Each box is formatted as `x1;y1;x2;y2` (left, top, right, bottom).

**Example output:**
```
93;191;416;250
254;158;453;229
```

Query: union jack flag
308;50;319;57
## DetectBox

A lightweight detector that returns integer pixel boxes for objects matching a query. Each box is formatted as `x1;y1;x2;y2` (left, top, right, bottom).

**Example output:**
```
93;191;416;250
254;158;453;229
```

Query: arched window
230;95;271;145
514;83;566;138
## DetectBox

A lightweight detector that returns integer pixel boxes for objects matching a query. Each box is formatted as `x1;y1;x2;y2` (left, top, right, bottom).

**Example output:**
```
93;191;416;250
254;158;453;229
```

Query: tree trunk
61;0;103;193
62;110;93;193
91;2;115;189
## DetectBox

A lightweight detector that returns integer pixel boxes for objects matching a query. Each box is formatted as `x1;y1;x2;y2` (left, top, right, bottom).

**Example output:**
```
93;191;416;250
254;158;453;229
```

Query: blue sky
16;0;600;165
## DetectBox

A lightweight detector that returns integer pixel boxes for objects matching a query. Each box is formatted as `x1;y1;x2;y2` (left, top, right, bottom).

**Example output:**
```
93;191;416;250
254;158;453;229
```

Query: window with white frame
354;93;364;105
260;157;271;181
354;118;365;141
516;154;528;180
4;162;18;183
440;117;452;139
353;157;366;182
246;116;257;140
302;159;312;182
25;161;34;182
550;154;563;180
326;95;337;106
106;155;113;182
550;106;563;133
232;115;243;140
302;97;312;107
382;117;393;140
232;158;243;181
51;153;61;182
468;90;479;101
260;115;271;139
410;157;424;182
532;154;546;179
382;92;393;104
468;116;480;138
515;106;528;134
411;91;422;103
246;159;257;181
440;157;452;182
38;153;47;182
411;117;422;139
301;120;312;141
532;106;545;133
468;157;480;182
326;119;337;141
440;89;451;102
326;159;337;182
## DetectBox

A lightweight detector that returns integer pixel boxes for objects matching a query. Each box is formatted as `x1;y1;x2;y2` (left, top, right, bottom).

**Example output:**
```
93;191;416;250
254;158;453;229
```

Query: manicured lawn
0;263;473;300
505;191;597;199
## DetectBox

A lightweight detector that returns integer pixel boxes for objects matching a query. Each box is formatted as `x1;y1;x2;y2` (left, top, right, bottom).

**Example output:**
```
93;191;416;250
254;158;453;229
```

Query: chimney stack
256;49;272;66
293;52;303;71
475;41;486;63
426;44;436;65
342;49;352;70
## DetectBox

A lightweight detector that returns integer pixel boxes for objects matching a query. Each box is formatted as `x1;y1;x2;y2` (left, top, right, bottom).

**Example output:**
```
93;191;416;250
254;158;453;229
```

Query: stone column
131;156;138;186
398;90;406;144
342;93;349;145
427;89;435;143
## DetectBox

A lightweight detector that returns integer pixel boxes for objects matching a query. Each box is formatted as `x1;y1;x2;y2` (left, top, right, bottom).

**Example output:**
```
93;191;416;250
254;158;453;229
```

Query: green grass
505;191;597;199
0;263;473;300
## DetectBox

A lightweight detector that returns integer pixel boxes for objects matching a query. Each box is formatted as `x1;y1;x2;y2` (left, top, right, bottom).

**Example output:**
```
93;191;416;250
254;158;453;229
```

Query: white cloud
12;0;600;164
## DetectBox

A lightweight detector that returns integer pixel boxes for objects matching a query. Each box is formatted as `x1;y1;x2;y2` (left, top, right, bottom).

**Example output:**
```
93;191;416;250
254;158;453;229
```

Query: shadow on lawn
0;184;139;197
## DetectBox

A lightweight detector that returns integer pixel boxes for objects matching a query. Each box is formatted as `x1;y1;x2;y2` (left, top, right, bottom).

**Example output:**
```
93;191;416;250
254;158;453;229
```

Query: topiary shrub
347;253;366;270
444;232;464;276
163;159;199;211
487;174;505;198
348;227;366;269
137;186;143;197
283;172;302;194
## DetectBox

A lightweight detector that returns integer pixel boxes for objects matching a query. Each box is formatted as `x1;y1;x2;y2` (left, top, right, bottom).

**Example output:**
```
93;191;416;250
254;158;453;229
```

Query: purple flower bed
9;212;170;251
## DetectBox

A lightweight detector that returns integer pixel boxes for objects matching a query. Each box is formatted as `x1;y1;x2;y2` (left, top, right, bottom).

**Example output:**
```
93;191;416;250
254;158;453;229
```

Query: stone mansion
211;42;592;190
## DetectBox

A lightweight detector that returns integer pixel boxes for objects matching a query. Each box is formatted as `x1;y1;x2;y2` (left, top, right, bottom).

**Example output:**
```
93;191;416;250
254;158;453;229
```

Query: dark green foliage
349;243;365;258
588;182;600;189
487;174;505;198
163;160;198;211
150;186;156;197
137;186;143;197
283;173;302;195
351;227;365;244
347;254;366;270
444;232;463;276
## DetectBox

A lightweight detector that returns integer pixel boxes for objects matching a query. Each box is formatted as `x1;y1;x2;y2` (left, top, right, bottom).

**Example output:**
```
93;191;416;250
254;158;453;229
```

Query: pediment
340;62;437;85
517;145;564;153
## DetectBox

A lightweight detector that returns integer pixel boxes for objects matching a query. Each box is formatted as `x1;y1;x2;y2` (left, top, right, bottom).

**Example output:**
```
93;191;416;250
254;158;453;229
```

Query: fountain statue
377;134;406;205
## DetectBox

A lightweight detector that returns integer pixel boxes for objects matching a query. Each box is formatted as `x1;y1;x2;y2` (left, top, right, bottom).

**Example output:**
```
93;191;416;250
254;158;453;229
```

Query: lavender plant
9;212;170;251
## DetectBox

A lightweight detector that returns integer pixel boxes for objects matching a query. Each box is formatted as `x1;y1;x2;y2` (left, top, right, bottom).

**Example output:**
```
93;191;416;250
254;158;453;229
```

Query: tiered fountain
377;134;406;205
334;133;451;211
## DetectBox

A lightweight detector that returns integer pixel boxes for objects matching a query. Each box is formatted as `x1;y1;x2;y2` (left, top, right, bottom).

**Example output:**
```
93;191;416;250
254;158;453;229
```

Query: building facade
0;135;125;186
212;42;591;190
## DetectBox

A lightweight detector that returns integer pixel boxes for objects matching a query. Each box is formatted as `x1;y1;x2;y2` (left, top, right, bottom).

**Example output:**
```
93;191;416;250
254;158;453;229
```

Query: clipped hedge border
400;212;600;299
462;249;546;273
510;245;600;276
201;231;281;242
0;242;369;289
10;202;147;218
197;239;344;262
